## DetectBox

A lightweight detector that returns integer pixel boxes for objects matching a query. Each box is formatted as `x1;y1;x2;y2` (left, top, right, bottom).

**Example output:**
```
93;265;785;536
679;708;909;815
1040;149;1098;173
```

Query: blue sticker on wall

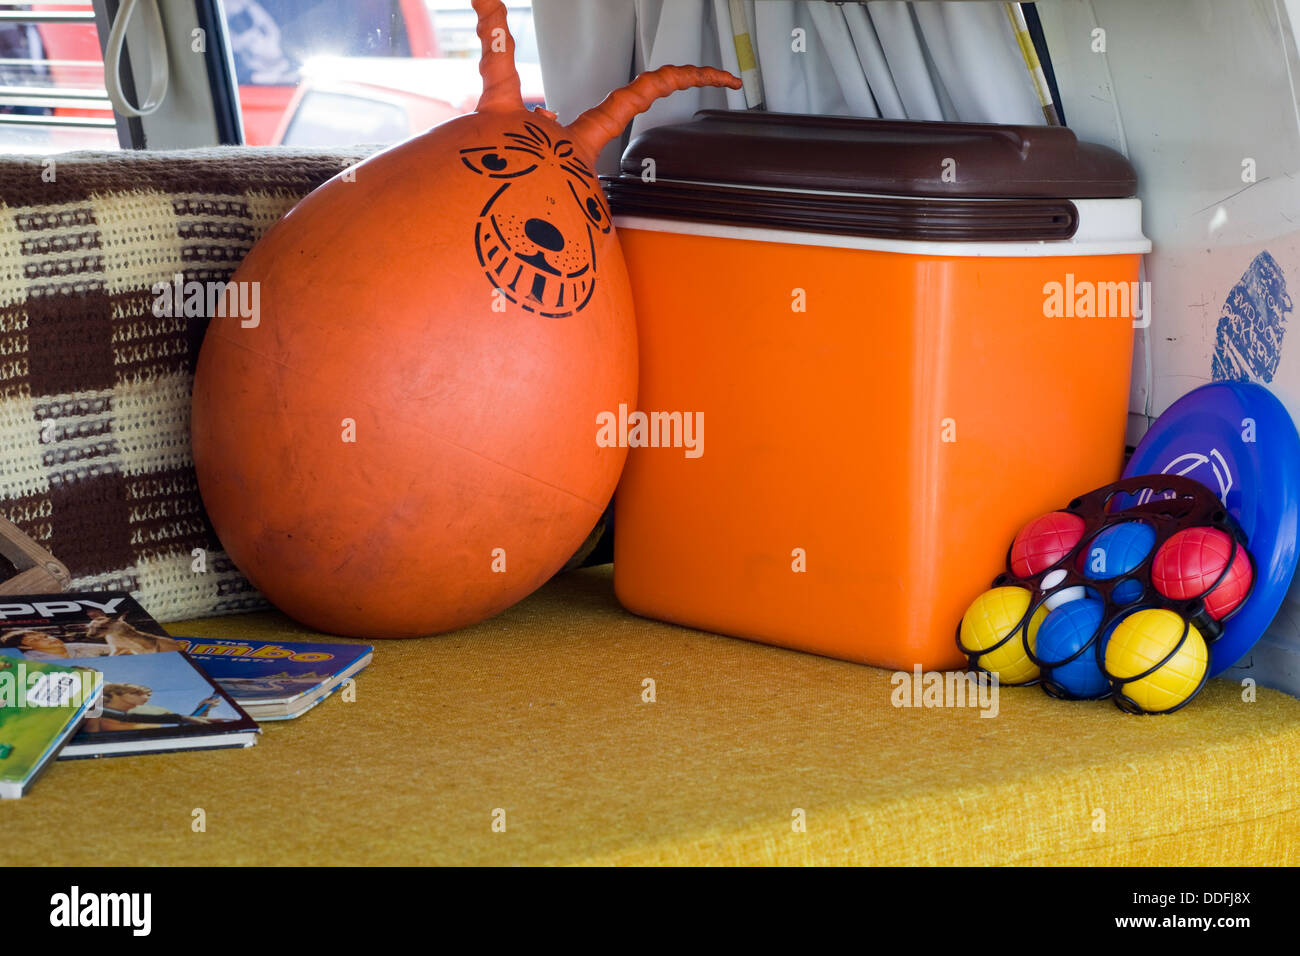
1211;250;1291;383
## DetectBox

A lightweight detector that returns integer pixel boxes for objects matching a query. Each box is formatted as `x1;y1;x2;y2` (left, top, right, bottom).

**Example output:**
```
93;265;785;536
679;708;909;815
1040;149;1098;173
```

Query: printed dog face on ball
461;121;612;318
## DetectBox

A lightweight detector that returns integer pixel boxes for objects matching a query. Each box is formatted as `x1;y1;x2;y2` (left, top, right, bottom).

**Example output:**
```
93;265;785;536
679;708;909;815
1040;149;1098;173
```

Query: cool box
605;111;1150;670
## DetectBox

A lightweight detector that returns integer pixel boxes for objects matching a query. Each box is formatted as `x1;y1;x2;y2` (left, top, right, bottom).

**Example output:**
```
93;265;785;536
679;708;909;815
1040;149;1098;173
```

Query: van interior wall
1040;0;1300;431
1040;0;1300;694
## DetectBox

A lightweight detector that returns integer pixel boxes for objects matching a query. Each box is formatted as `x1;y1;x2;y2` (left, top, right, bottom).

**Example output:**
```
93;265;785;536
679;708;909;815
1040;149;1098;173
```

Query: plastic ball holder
956;475;1256;714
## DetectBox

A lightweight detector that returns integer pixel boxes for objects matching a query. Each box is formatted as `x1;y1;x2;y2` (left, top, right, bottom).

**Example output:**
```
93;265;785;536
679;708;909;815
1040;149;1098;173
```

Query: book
0;655;102;796
57;652;260;759
173;636;372;720
0;593;259;757
0;593;180;660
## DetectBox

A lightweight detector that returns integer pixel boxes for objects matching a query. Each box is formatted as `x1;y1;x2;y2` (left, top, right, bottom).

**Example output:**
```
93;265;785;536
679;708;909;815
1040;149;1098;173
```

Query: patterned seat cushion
0;147;371;620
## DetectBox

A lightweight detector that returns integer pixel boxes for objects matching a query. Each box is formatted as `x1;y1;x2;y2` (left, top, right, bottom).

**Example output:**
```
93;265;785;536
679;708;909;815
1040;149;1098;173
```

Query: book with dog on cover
0;592;182;661
0;655;102;796
172;637;372;720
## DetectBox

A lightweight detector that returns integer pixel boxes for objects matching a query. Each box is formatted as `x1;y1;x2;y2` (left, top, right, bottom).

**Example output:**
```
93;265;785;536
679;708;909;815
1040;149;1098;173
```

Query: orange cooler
605;111;1150;671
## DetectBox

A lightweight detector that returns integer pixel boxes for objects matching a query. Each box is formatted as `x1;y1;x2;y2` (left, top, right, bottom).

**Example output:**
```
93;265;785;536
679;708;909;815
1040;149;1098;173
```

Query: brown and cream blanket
0;147;371;620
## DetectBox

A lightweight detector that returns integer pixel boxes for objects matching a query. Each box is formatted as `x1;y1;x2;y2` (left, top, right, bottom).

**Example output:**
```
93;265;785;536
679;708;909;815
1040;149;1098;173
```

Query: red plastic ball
1010;511;1086;578
1151;527;1254;620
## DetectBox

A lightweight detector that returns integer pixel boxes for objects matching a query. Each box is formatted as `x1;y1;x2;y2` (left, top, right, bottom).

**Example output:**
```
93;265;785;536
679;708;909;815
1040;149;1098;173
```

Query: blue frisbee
1122;382;1300;674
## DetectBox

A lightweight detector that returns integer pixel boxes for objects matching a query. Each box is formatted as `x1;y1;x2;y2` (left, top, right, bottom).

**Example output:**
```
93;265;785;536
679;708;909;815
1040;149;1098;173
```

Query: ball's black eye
483;153;508;172
586;197;603;221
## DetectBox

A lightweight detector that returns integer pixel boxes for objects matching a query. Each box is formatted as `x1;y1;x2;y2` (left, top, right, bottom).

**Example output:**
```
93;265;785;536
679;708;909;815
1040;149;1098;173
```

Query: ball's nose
524;217;565;252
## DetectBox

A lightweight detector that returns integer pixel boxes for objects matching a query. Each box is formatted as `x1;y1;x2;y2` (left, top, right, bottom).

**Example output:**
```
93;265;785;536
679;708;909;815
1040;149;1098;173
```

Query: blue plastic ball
1080;521;1155;604
1111;577;1144;604
1036;598;1110;698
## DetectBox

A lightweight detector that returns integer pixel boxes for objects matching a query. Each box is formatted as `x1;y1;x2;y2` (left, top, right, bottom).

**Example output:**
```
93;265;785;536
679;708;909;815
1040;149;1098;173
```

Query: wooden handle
0;514;69;594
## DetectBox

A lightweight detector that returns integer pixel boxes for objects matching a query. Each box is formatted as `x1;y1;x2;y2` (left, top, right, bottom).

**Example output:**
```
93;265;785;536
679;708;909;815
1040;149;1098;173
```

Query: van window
224;0;542;147
0;2;117;154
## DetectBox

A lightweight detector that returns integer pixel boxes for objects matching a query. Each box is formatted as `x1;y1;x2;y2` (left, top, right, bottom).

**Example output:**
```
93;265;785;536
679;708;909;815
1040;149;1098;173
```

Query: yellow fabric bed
5;566;1298;866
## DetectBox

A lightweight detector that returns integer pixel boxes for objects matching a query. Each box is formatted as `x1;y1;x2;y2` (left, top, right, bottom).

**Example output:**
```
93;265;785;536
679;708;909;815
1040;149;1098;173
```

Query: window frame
90;0;241;149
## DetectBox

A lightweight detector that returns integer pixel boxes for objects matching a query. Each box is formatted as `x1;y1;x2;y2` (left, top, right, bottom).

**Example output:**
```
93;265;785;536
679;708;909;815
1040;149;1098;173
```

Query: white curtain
534;0;1047;173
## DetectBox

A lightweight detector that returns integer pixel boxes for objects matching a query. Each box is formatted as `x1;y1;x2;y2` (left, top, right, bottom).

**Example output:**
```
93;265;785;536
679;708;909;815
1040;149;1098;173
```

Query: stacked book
0;593;372;797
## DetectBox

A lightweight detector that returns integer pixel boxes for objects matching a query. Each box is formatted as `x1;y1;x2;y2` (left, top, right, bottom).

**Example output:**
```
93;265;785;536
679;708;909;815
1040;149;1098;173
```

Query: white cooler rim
614;197;1151;258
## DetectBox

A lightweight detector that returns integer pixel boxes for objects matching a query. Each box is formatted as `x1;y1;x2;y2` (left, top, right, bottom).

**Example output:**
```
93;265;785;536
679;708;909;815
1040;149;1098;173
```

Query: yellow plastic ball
959;586;1046;684
1104;609;1208;713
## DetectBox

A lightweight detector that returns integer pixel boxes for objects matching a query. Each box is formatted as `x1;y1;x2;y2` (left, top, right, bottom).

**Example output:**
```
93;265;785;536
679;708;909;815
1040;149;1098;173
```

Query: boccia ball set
958;474;1256;714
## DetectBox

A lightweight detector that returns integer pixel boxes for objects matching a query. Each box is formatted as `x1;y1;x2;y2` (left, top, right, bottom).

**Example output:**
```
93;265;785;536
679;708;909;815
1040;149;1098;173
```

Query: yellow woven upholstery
6;566;1298;866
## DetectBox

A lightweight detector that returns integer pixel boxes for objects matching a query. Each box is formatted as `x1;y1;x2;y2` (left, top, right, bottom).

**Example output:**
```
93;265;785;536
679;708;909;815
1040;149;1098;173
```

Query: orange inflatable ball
190;0;740;638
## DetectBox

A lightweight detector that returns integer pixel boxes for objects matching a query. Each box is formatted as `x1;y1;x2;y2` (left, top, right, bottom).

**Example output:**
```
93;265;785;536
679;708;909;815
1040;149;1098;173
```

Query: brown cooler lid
605;111;1139;242
618;110;1135;199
